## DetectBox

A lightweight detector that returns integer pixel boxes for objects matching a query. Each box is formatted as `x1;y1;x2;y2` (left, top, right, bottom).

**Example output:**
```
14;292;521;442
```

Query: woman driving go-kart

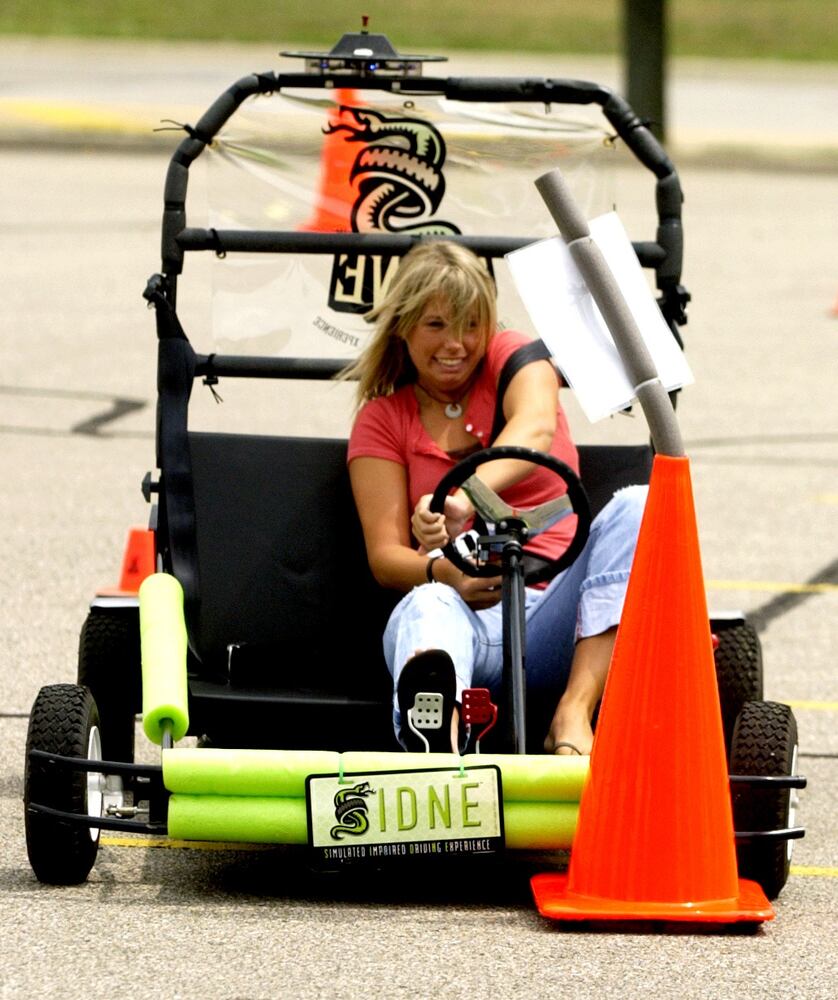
344;240;647;756
20;31;803;904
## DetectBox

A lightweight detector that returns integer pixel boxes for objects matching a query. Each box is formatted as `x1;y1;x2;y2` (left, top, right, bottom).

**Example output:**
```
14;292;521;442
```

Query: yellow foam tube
163;748;588;802
166;794;577;849
139;573;189;745
503;802;578;850
343;752;589;802
167;794;309;844
164;748;342;797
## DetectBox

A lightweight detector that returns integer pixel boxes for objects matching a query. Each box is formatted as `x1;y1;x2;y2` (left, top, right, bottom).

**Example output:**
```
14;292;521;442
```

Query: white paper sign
505;212;693;422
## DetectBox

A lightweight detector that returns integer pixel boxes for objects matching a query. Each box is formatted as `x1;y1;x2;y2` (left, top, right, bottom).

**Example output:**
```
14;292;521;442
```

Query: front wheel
24;684;105;884
730;700;799;900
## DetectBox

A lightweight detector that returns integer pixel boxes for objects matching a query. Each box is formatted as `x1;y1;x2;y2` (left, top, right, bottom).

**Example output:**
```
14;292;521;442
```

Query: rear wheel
25;684;105;884
730;700;799;900
77;607;141;763
714;621;763;751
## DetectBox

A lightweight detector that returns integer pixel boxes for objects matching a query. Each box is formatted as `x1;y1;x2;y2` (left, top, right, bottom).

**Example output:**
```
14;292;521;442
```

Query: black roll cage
158;71;687;316
144;67;690;656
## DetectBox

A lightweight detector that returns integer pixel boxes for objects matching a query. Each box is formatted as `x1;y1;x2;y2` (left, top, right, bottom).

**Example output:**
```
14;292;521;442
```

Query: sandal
552;741;583;755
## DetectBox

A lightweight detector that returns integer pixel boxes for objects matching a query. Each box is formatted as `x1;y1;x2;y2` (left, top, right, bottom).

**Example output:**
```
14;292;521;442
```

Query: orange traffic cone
298;89;361;233
111;527;156;594
531;455;774;924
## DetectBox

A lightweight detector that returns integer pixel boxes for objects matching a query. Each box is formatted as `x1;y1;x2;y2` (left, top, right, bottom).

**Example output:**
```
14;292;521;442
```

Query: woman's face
404;295;486;398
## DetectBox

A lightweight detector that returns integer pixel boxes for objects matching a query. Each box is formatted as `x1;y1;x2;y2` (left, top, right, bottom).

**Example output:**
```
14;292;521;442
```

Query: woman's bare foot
542;628;616;755
543;707;594;755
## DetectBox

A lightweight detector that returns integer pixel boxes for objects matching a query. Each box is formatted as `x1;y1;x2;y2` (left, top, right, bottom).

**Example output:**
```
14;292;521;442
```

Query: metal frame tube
501;543;528;754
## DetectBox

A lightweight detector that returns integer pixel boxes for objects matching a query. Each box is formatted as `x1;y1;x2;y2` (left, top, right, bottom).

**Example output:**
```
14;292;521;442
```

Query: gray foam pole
535;168;685;458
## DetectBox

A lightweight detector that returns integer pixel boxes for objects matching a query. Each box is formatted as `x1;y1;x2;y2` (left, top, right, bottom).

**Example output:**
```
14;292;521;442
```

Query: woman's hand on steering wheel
411;492;472;551
413;494;502;608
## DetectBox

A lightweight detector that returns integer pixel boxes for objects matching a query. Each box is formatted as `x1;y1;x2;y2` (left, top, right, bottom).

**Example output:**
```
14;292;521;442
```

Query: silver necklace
417;382;465;419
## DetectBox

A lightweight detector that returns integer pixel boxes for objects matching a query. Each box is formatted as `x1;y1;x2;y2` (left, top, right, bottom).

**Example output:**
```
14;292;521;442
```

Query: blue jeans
383;485;648;741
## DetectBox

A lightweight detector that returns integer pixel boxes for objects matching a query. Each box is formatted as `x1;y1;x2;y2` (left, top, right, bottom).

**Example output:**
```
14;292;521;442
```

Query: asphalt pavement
1;34;837;1000
1;34;837;169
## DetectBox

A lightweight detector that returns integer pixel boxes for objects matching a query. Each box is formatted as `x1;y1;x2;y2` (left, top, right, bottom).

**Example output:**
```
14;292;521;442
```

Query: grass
1;1;837;62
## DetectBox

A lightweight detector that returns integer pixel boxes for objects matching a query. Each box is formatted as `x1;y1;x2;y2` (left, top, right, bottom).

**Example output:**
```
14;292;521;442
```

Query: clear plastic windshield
205;87;617;359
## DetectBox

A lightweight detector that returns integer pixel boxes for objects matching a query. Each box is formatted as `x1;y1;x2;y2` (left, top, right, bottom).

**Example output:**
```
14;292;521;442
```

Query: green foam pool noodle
163;749;588;802
168;794;308;844
342;752;589;802
140;573;189;744
503;802;578;850
164;748;341;797
166;795;576;849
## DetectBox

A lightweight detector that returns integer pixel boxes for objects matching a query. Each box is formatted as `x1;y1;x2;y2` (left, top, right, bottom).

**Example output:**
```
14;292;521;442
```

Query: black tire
77;608;141;763
714;621;763;752
730;700;798;900
24;684;103;885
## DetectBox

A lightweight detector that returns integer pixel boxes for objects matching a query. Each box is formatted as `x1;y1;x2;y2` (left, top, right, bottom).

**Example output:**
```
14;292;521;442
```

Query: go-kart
24;25;804;903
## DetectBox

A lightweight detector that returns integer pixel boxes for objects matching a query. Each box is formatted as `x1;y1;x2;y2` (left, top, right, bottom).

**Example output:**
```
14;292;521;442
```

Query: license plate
306;765;504;865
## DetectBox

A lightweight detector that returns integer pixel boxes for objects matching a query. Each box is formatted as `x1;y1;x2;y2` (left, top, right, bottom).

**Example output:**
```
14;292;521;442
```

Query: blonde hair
340;241;497;404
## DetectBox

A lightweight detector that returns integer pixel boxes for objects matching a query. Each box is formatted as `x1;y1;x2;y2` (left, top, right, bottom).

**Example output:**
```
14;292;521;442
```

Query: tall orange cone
531;455;774;924
298;89;361;233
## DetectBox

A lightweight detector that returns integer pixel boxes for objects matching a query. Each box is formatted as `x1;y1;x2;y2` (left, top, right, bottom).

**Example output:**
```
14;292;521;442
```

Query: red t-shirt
348;329;580;562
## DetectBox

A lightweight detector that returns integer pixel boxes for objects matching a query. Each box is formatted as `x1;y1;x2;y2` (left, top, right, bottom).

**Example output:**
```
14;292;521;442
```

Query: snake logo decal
327;105;460;314
325;106;460;236
330;781;375;840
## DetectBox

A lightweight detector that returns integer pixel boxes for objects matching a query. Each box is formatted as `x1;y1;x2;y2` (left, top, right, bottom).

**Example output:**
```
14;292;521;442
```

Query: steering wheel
430;445;591;586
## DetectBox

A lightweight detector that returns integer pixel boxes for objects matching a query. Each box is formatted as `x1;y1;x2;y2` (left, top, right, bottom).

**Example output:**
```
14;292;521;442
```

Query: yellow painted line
784;700;838;711
0;99;152;134
814;493;838;504
100;836;273;852
707;579;838;594
790;865;838;879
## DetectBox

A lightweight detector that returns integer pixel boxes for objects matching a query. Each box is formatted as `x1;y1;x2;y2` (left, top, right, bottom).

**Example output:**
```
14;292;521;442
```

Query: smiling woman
343;241;648;757
408;297;485;418
341;241;497;406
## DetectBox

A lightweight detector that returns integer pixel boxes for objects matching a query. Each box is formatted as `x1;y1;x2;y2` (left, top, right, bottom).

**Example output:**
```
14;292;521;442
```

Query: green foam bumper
164;749;342;798
168;795;309;844
503;802;578;850
166;794;578;849
140;573;189;745
162;748;586;850
163;749;589;802
344;752;588;802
